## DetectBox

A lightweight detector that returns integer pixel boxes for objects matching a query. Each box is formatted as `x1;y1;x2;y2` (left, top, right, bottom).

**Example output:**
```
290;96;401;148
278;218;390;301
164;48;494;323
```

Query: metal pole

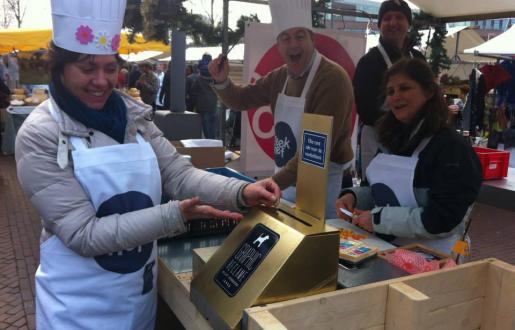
171;29;186;112
219;0;230;142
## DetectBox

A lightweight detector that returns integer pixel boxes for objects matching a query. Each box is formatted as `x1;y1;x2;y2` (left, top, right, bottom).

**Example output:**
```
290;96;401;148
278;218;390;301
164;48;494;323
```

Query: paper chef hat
51;0;127;55
269;0;313;37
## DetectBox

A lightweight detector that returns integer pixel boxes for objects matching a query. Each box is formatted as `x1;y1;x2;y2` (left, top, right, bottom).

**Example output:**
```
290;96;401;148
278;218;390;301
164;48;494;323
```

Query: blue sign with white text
301;131;327;168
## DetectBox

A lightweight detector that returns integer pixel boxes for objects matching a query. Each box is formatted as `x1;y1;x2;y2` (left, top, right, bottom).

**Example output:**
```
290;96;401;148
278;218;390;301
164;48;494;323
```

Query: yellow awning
0;28;170;54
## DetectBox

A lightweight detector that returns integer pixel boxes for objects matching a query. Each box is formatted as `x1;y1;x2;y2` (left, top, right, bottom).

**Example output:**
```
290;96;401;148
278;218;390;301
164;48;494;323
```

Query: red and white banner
240;23;366;177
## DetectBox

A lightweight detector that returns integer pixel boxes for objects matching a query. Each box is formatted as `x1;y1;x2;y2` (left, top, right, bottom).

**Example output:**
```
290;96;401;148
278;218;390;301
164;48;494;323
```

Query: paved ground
1;153;514;329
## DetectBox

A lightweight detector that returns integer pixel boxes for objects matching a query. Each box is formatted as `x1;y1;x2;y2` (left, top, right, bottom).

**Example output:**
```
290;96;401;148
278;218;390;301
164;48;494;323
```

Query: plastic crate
176;167;255;238
473;146;510;180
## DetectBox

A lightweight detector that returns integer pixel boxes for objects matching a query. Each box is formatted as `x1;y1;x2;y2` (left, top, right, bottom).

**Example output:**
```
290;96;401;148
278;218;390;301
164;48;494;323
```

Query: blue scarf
49;79;127;144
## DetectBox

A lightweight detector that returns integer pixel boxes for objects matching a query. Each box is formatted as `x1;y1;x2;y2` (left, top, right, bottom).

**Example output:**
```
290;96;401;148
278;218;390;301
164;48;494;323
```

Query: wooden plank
401;261;487;311
245;310;288;330
157;257;212;330
246;282;388;329
192;246;218;277
483;259;515;329
423;298;483;330
386;282;429;330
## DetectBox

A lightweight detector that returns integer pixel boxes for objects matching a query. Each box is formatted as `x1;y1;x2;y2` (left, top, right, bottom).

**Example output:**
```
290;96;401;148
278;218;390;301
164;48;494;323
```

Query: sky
6;0;273;29
7;0;405;30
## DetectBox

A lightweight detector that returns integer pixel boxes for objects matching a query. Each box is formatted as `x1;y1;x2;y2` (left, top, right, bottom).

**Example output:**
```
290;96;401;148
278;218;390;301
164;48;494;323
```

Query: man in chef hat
209;0;354;218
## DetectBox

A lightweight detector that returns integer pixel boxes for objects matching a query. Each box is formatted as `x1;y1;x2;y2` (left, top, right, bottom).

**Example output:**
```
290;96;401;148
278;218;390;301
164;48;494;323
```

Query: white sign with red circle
240;23;366;178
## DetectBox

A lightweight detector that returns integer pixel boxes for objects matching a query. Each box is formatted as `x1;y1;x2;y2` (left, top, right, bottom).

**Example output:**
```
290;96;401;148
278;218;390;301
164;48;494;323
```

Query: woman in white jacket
15;1;280;329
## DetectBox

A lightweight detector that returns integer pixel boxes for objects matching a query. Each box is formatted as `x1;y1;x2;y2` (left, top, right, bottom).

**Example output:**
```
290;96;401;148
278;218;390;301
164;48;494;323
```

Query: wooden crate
244;258;515;330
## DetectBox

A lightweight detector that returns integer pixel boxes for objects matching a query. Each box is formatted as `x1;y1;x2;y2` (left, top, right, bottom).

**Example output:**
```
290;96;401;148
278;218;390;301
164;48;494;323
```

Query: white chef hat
269;0;313;38
51;0;127;55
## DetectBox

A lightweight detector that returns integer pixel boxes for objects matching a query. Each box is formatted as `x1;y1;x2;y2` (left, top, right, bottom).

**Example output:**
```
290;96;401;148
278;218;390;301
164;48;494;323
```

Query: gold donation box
190;114;339;329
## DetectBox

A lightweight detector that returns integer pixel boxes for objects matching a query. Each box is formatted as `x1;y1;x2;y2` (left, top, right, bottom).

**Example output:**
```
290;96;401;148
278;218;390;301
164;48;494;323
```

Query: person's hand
351;210;373;233
335;193;355;221
242;178;281;207
179;197;243;221
208;54;229;83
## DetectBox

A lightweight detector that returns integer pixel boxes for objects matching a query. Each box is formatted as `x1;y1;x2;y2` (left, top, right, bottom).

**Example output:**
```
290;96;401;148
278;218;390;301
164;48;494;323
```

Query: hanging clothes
479;64;512;92
496;60;515;105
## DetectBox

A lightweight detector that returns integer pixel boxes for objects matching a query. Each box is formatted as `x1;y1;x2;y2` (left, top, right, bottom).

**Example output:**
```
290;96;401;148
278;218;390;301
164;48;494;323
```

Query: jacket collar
49;91;153;139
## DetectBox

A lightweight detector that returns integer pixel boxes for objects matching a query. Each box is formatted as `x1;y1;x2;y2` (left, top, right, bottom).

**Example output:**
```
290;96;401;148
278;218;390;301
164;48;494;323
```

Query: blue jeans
200;111;219;139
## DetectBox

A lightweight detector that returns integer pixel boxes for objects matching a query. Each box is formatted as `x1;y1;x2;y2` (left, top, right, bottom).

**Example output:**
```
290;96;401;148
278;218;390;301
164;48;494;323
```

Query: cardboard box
171;141;225;169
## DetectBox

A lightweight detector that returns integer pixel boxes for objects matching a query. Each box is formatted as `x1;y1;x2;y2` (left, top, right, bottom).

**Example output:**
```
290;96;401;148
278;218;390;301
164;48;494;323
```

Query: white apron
274;52;344;218
358;45;413;178
366;137;460;254
36;102;162;330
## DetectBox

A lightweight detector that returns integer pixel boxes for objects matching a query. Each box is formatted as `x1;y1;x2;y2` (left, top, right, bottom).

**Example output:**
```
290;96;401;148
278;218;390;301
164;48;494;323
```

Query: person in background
158;61;171;110
154;62;166;108
0;56;6;83
336;58;482;256
116;63;129;89
187;54;219;139
15;1;280;328
136;61;159;109
0;77;11;109
5;54;20;89
209;0;354;218
185;64;197;109
354;0;425;180
128;63;141;88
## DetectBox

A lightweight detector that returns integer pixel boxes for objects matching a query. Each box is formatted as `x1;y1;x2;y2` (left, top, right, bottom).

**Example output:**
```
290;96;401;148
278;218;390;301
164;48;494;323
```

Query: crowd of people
114;54;220;139
11;0;485;329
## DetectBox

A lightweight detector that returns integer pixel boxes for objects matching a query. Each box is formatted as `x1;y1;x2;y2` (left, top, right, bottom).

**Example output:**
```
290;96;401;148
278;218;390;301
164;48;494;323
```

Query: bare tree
186;0;218;27
5;0;26;28
1;0;14;28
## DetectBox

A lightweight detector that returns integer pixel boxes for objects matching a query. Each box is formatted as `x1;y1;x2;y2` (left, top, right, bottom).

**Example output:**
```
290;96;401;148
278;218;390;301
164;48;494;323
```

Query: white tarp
158;44;245;63
408;0;515;22
464;25;515;57
120;51;163;63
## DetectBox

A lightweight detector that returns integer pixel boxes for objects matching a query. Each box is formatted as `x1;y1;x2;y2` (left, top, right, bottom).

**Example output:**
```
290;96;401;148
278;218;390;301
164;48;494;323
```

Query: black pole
171;29;186;112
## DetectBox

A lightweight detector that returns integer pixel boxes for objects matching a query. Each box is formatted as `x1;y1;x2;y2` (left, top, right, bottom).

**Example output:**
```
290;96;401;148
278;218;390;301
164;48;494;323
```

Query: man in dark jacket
354;0;426;179
136;61;159;109
187;54;219;139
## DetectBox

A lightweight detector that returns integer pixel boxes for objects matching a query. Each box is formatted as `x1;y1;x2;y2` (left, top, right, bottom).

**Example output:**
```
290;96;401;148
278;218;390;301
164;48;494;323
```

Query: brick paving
1;154;40;330
0;153;514;329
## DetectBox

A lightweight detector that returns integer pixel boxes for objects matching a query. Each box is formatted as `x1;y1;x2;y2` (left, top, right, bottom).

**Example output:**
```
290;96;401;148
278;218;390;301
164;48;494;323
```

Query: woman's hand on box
179;197;243;221
242;178;281;207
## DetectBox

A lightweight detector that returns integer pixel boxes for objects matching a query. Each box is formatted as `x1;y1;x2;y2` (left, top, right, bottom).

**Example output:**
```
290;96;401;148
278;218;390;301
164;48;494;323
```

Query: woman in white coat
15;1;280;329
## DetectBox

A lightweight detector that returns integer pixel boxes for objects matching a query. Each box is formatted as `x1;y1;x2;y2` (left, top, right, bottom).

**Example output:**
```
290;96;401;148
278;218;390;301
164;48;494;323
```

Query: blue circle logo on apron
274;121;297;167
371;183;401;207
95;191;154;274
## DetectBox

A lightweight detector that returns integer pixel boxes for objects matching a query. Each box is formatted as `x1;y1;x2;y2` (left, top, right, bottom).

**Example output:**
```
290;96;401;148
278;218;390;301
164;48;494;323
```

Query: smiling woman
48;43;124;109
14;1;281;329
335;58;483;259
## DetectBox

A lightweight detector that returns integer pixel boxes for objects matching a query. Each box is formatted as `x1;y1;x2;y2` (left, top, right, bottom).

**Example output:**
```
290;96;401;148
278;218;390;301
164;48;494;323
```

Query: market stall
1;106;35;155
0;28;170;54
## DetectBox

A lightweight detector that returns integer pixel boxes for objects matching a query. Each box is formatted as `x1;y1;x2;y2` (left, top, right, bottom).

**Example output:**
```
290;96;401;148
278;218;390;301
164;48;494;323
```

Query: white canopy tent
407;0;515;22
120;51;163;63
159;44;245;63
464;25;515;58
366;26;492;79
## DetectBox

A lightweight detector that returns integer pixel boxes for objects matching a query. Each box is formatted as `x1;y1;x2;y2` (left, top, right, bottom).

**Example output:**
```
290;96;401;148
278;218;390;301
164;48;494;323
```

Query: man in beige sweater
208;0;354;218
